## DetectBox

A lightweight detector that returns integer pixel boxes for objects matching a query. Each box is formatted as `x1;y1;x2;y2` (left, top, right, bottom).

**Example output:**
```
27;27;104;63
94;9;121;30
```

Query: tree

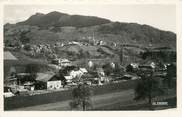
25;63;40;82
70;84;93;111
113;62;123;74
60;66;77;76
102;63;113;76
19;31;30;44
34;81;47;90
119;47;124;64
58;70;67;88
165;63;176;88
24;44;32;51
126;64;133;73
134;70;164;108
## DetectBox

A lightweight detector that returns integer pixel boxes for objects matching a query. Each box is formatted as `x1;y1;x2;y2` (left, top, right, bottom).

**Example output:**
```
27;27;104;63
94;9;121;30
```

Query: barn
36;73;65;90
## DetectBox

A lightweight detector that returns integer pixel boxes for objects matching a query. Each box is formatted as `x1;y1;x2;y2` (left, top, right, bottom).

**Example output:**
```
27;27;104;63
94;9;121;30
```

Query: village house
80;68;88;74
98;40;105;45
130;63;139;69
139;61;156;70
36;73;64;90
64;76;73;83
4;86;15;98
97;68;105;77
68;41;80;46
52;58;61;65
60;67;88;86
69;68;88;79
6;72;66;91
60;59;71;67
110;62;116;69
126;63;139;73
23;82;35;91
5;72;36;91
88;60;94;68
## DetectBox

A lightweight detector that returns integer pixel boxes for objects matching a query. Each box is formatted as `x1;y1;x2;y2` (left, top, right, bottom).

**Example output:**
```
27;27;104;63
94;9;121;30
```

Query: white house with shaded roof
36;73;63;90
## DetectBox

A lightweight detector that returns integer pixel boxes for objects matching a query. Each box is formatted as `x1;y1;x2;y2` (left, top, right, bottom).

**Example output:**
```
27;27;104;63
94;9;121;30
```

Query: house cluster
51;58;72;67
5;72;62;93
127;61;157;73
126;60;175;79
4;49;175;98
21;43;55;58
4;67;87;97
129;61;170;71
4;52;93;97
4;57;117;98
65;40;108;46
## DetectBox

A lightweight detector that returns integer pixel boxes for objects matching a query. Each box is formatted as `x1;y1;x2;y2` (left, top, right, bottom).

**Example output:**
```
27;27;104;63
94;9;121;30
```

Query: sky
4;4;176;32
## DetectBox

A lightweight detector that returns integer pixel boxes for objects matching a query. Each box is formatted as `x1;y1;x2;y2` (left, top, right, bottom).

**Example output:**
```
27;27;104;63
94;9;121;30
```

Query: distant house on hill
110;62;116;69
68;41;82;46
126;63;139;73
61;59;71;67
130;63;139;69
96;68;105;77
139;61;156;69
51;58;71;67
88;60;94;68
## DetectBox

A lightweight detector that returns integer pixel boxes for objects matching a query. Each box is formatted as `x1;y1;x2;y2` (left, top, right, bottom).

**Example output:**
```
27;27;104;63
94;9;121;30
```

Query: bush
70;84;93;110
24;44;32;51
126;64;133;72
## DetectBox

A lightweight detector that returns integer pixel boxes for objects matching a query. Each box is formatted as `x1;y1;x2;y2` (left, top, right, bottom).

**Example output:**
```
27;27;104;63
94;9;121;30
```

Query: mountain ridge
17;11;111;28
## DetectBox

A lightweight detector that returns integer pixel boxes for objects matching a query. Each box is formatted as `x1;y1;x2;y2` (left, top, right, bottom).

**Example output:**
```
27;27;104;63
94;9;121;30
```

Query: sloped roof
65;76;73;80
4;51;18;60
61;59;70;63
36;73;55;82
80;68;88;73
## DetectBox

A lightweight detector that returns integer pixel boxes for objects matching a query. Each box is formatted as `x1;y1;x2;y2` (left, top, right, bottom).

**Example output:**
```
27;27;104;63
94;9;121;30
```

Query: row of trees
134;70;164;107
134;63;176;108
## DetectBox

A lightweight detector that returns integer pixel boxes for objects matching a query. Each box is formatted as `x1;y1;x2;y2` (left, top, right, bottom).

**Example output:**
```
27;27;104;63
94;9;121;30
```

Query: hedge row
4;80;139;110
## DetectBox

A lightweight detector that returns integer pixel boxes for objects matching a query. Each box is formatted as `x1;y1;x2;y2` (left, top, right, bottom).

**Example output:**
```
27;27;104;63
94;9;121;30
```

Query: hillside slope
4;11;176;66
4;22;176;49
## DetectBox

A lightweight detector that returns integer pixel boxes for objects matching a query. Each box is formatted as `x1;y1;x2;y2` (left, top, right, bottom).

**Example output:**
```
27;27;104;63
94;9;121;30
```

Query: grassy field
93;97;176;110
11;89;176;111
10;89;135;111
4;80;139;110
